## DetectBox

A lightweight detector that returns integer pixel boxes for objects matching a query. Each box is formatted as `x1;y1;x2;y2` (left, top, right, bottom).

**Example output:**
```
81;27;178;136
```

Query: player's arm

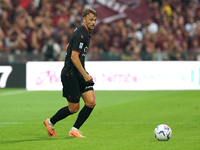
65;43;69;51
71;51;92;82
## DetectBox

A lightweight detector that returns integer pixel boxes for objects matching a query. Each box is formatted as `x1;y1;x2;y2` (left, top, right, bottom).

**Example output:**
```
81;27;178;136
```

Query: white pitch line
0;122;73;125
0;122;197;125
0;122;27;125
0;90;29;97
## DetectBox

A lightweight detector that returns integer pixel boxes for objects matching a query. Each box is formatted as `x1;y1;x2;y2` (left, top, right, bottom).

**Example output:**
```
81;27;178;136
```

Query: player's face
83;13;97;31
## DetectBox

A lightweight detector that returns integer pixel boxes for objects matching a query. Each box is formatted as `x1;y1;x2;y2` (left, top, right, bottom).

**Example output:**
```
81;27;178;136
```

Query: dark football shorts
61;74;94;103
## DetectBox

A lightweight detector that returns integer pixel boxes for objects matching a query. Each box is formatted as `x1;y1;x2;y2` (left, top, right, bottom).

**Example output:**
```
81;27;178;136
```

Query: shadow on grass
0;136;73;145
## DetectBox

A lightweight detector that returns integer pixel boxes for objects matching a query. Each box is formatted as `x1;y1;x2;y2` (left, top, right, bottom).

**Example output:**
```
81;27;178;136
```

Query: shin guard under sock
50;106;72;125
73;105;93;129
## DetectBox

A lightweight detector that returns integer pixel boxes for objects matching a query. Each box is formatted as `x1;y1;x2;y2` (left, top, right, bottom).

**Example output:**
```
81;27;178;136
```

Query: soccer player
44;8;97;138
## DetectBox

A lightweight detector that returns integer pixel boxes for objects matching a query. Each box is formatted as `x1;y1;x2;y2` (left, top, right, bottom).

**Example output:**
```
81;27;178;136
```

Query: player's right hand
84;74;93;83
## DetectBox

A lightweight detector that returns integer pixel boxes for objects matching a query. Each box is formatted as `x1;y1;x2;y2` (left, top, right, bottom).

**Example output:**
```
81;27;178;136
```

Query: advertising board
26;61;200;91
0;63;26;88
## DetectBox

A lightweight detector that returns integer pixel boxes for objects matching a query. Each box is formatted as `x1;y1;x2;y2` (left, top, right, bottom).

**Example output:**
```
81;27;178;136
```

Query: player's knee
86;98;96;108
72;107;80;113
68;104;80;113
91;101;96;108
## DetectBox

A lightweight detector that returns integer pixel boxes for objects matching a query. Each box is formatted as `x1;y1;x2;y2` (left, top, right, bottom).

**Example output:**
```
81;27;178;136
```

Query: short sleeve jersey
63;25;91;76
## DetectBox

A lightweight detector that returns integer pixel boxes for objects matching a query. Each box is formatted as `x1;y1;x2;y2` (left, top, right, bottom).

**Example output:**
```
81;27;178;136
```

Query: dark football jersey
63;25;91;76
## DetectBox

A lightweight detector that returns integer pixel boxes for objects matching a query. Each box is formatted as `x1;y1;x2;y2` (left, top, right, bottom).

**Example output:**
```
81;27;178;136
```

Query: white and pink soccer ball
154;124;172;141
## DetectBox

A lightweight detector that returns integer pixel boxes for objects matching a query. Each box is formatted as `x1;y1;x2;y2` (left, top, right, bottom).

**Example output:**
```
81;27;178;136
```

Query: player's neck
82;24;90;33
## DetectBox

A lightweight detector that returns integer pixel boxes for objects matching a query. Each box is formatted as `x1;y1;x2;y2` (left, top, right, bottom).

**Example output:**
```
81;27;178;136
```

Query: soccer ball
154;124;172;141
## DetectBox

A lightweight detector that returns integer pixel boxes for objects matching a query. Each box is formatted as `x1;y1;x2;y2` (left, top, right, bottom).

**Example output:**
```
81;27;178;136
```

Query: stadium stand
0;0;200;63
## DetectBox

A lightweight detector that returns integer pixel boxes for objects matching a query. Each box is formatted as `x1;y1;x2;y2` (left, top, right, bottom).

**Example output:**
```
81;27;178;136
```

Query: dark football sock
73;105;93;129
50;106;72;125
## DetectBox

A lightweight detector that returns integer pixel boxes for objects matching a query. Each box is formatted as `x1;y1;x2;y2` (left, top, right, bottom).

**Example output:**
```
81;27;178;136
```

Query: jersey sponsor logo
83;46;88;52
79;43;84;49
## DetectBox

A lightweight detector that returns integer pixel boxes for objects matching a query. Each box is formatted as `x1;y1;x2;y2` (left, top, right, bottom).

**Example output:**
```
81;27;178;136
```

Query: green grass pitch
0;89;199;150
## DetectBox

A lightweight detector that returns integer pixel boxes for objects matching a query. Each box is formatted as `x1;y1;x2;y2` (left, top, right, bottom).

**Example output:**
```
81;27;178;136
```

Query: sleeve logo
79;42;84;49
81;34;84;39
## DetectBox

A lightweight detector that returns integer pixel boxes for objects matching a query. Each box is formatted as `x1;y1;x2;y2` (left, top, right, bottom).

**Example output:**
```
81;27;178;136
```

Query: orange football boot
69;129;86;138
44;119;56;137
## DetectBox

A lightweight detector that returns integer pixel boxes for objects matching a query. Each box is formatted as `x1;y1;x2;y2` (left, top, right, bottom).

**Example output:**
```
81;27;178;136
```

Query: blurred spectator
174;29;185;46
152;46;168;60
107;46;121;61
41;37;61;61
120;45;133;61
59;34;70;61
86;46;106;61
189;38;200;52
181;40;189;60
194;8;200;23
162;0;172;21
0;27;6;51
185;17;197;37
161;40;170;60
146;18;159;34
140;43;155;60
0;8;12;31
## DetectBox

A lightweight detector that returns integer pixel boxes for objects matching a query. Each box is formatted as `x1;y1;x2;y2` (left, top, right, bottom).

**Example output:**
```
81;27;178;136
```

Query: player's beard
88;24;95;31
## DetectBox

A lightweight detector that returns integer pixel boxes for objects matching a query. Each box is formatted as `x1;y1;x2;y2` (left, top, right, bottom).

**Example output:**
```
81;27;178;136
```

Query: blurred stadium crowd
0;0;200;63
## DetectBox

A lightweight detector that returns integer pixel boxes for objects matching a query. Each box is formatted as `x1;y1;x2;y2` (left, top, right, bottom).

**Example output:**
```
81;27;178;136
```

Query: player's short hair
82;8;97;18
